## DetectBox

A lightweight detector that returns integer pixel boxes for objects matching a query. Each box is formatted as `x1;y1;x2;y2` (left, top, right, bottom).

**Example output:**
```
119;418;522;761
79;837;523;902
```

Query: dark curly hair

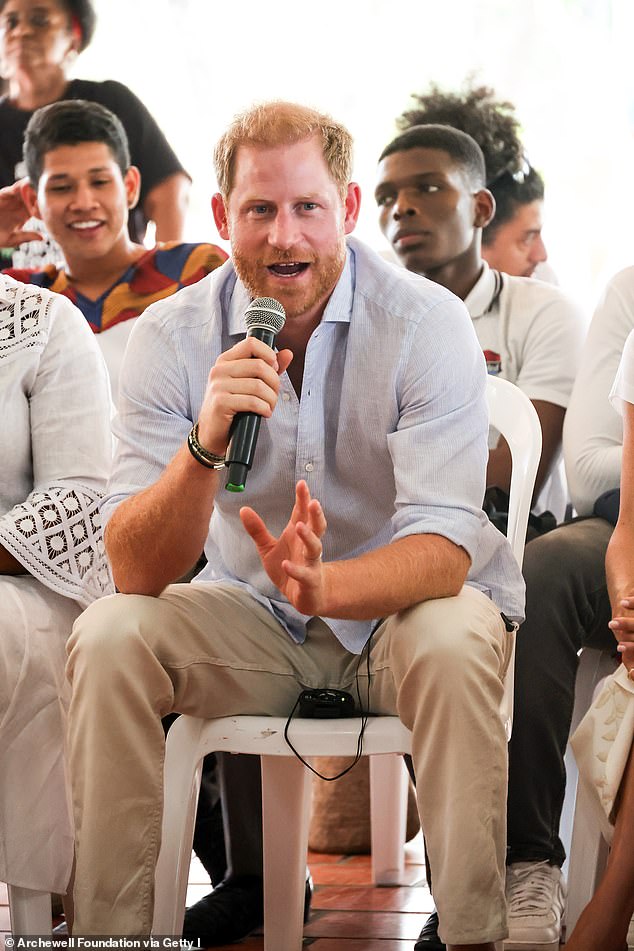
0;0;96;51
397;82;544;242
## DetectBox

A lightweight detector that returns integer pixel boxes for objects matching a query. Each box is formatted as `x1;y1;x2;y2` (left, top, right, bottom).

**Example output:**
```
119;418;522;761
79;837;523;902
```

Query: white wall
80;0;634;317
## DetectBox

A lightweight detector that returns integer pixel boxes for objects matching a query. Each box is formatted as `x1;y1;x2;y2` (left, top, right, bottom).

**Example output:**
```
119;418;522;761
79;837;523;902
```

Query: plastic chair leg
8;886;52;935
261;754;312;951
369;753;408;885
153;717;205;936
565;772;610;934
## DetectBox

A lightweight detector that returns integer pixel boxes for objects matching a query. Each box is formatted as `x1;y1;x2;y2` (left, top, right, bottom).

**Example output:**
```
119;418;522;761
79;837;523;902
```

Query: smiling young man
0;99;226;399
376;124;583;524
65;101;525;951
376;125;584;951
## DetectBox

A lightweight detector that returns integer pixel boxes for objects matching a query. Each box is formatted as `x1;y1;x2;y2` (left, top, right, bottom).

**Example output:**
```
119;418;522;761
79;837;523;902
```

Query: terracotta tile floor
196;833;431;950
0;833;432;948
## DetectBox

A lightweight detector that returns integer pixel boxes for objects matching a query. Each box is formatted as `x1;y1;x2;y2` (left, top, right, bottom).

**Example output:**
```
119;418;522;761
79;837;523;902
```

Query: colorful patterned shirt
4;241;228;333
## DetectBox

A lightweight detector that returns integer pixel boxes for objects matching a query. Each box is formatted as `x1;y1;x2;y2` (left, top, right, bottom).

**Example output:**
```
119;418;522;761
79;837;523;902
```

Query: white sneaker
504;861;565;951
627;911;634;949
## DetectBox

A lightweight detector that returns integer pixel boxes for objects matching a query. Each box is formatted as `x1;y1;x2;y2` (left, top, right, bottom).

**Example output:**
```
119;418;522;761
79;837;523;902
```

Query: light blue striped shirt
104;237;525;653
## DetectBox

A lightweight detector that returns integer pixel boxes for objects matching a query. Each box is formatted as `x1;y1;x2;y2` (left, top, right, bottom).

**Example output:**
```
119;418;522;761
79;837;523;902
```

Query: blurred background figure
397;81;552;281
0;0;190;268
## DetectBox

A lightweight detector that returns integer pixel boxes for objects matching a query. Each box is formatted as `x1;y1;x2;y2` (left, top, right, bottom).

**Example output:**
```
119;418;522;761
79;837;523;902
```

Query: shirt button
282;392;290;401
305;462;314;472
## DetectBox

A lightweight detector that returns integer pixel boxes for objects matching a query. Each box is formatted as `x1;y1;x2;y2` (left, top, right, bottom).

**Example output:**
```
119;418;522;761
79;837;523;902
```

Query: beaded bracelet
187;423;226;470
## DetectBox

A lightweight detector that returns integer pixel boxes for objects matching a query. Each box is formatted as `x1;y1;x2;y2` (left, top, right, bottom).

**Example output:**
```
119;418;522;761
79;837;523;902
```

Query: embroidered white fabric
0;274;114;606
571;664;634;843
0;277;52;361
0;483;112;607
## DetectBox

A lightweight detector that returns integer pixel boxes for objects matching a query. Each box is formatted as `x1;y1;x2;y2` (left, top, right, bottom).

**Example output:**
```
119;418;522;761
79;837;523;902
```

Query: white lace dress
0;276;112;892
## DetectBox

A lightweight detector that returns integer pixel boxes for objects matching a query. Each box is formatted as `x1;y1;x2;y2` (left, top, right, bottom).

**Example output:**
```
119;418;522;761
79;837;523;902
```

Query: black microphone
225;296;286;492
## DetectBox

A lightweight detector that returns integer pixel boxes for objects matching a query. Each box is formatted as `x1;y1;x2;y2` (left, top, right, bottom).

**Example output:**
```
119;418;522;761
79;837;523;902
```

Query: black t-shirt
0;78;189;242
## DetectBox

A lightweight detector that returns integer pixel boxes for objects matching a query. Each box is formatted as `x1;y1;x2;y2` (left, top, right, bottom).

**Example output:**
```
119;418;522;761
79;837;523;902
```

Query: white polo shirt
564;267;634;515
465;262;584;521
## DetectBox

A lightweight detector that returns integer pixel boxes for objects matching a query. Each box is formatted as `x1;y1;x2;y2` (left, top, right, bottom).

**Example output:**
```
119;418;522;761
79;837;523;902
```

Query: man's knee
388;589;505;683
522;530;572;601
523;518;611;594
66;592;166;680
521;520;613;655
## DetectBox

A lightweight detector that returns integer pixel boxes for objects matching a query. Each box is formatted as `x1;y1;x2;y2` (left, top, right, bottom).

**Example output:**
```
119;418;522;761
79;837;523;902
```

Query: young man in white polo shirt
376;123;582;525
395;83;551;282
376;123;585;951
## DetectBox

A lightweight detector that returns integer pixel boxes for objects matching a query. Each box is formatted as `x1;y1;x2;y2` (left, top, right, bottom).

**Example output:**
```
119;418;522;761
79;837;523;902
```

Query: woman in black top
0;0;190;243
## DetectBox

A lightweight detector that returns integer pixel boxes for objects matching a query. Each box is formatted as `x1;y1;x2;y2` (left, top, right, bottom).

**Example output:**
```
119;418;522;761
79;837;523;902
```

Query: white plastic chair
152;375;542;950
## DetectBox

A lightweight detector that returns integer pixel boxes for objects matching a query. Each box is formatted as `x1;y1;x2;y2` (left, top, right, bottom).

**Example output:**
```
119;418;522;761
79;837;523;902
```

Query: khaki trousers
66;582;509;945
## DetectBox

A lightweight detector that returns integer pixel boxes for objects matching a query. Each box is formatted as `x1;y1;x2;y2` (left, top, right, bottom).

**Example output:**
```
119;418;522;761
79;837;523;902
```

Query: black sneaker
414;909;446;951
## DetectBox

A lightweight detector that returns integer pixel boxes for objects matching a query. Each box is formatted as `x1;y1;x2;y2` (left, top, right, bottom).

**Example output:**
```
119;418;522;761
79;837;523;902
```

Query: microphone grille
245;297;286;334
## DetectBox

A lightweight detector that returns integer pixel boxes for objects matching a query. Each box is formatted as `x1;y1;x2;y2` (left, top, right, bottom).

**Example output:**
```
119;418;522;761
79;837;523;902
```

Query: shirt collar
226;245;354;335
463;260;497;319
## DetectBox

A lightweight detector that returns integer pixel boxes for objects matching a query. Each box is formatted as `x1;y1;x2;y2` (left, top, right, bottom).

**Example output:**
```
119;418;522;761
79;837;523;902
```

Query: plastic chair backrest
486;375;542;740
486;375;542;569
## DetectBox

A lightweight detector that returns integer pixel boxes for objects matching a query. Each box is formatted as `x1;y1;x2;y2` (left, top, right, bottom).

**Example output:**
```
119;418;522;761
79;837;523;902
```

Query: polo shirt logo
483;349;502;375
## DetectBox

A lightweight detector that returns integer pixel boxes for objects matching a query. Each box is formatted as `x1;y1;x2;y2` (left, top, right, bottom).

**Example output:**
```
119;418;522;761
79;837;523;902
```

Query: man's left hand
240;480;329;616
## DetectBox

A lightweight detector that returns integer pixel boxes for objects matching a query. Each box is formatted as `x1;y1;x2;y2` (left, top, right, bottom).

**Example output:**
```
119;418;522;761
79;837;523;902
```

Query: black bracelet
187;423;226;470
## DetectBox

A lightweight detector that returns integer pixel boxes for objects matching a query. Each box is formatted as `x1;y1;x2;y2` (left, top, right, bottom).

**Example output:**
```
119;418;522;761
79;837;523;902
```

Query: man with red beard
65;101;524;951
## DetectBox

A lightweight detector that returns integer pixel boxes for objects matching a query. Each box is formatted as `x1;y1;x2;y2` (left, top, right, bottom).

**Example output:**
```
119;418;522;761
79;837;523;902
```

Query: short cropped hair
379;124;486;190
214;100;353;199
24;100;130;186
397;82;544;240
0;0;96;50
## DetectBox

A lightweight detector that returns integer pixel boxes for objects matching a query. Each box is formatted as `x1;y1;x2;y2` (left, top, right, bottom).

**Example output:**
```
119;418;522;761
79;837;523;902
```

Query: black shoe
304;871;314;921
192;766;227;888
182;873;313;946
414;910;446;951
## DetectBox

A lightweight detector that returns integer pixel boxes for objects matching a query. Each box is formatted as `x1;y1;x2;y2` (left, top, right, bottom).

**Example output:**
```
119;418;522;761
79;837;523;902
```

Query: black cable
283;623;378;781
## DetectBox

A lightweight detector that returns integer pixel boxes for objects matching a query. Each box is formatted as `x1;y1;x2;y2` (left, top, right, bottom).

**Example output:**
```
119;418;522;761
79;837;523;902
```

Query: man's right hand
0;180;41;248
195;336;293;457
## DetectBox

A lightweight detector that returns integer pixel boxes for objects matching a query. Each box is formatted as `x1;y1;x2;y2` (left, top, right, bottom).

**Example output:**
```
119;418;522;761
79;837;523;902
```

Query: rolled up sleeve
388;297;489;561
